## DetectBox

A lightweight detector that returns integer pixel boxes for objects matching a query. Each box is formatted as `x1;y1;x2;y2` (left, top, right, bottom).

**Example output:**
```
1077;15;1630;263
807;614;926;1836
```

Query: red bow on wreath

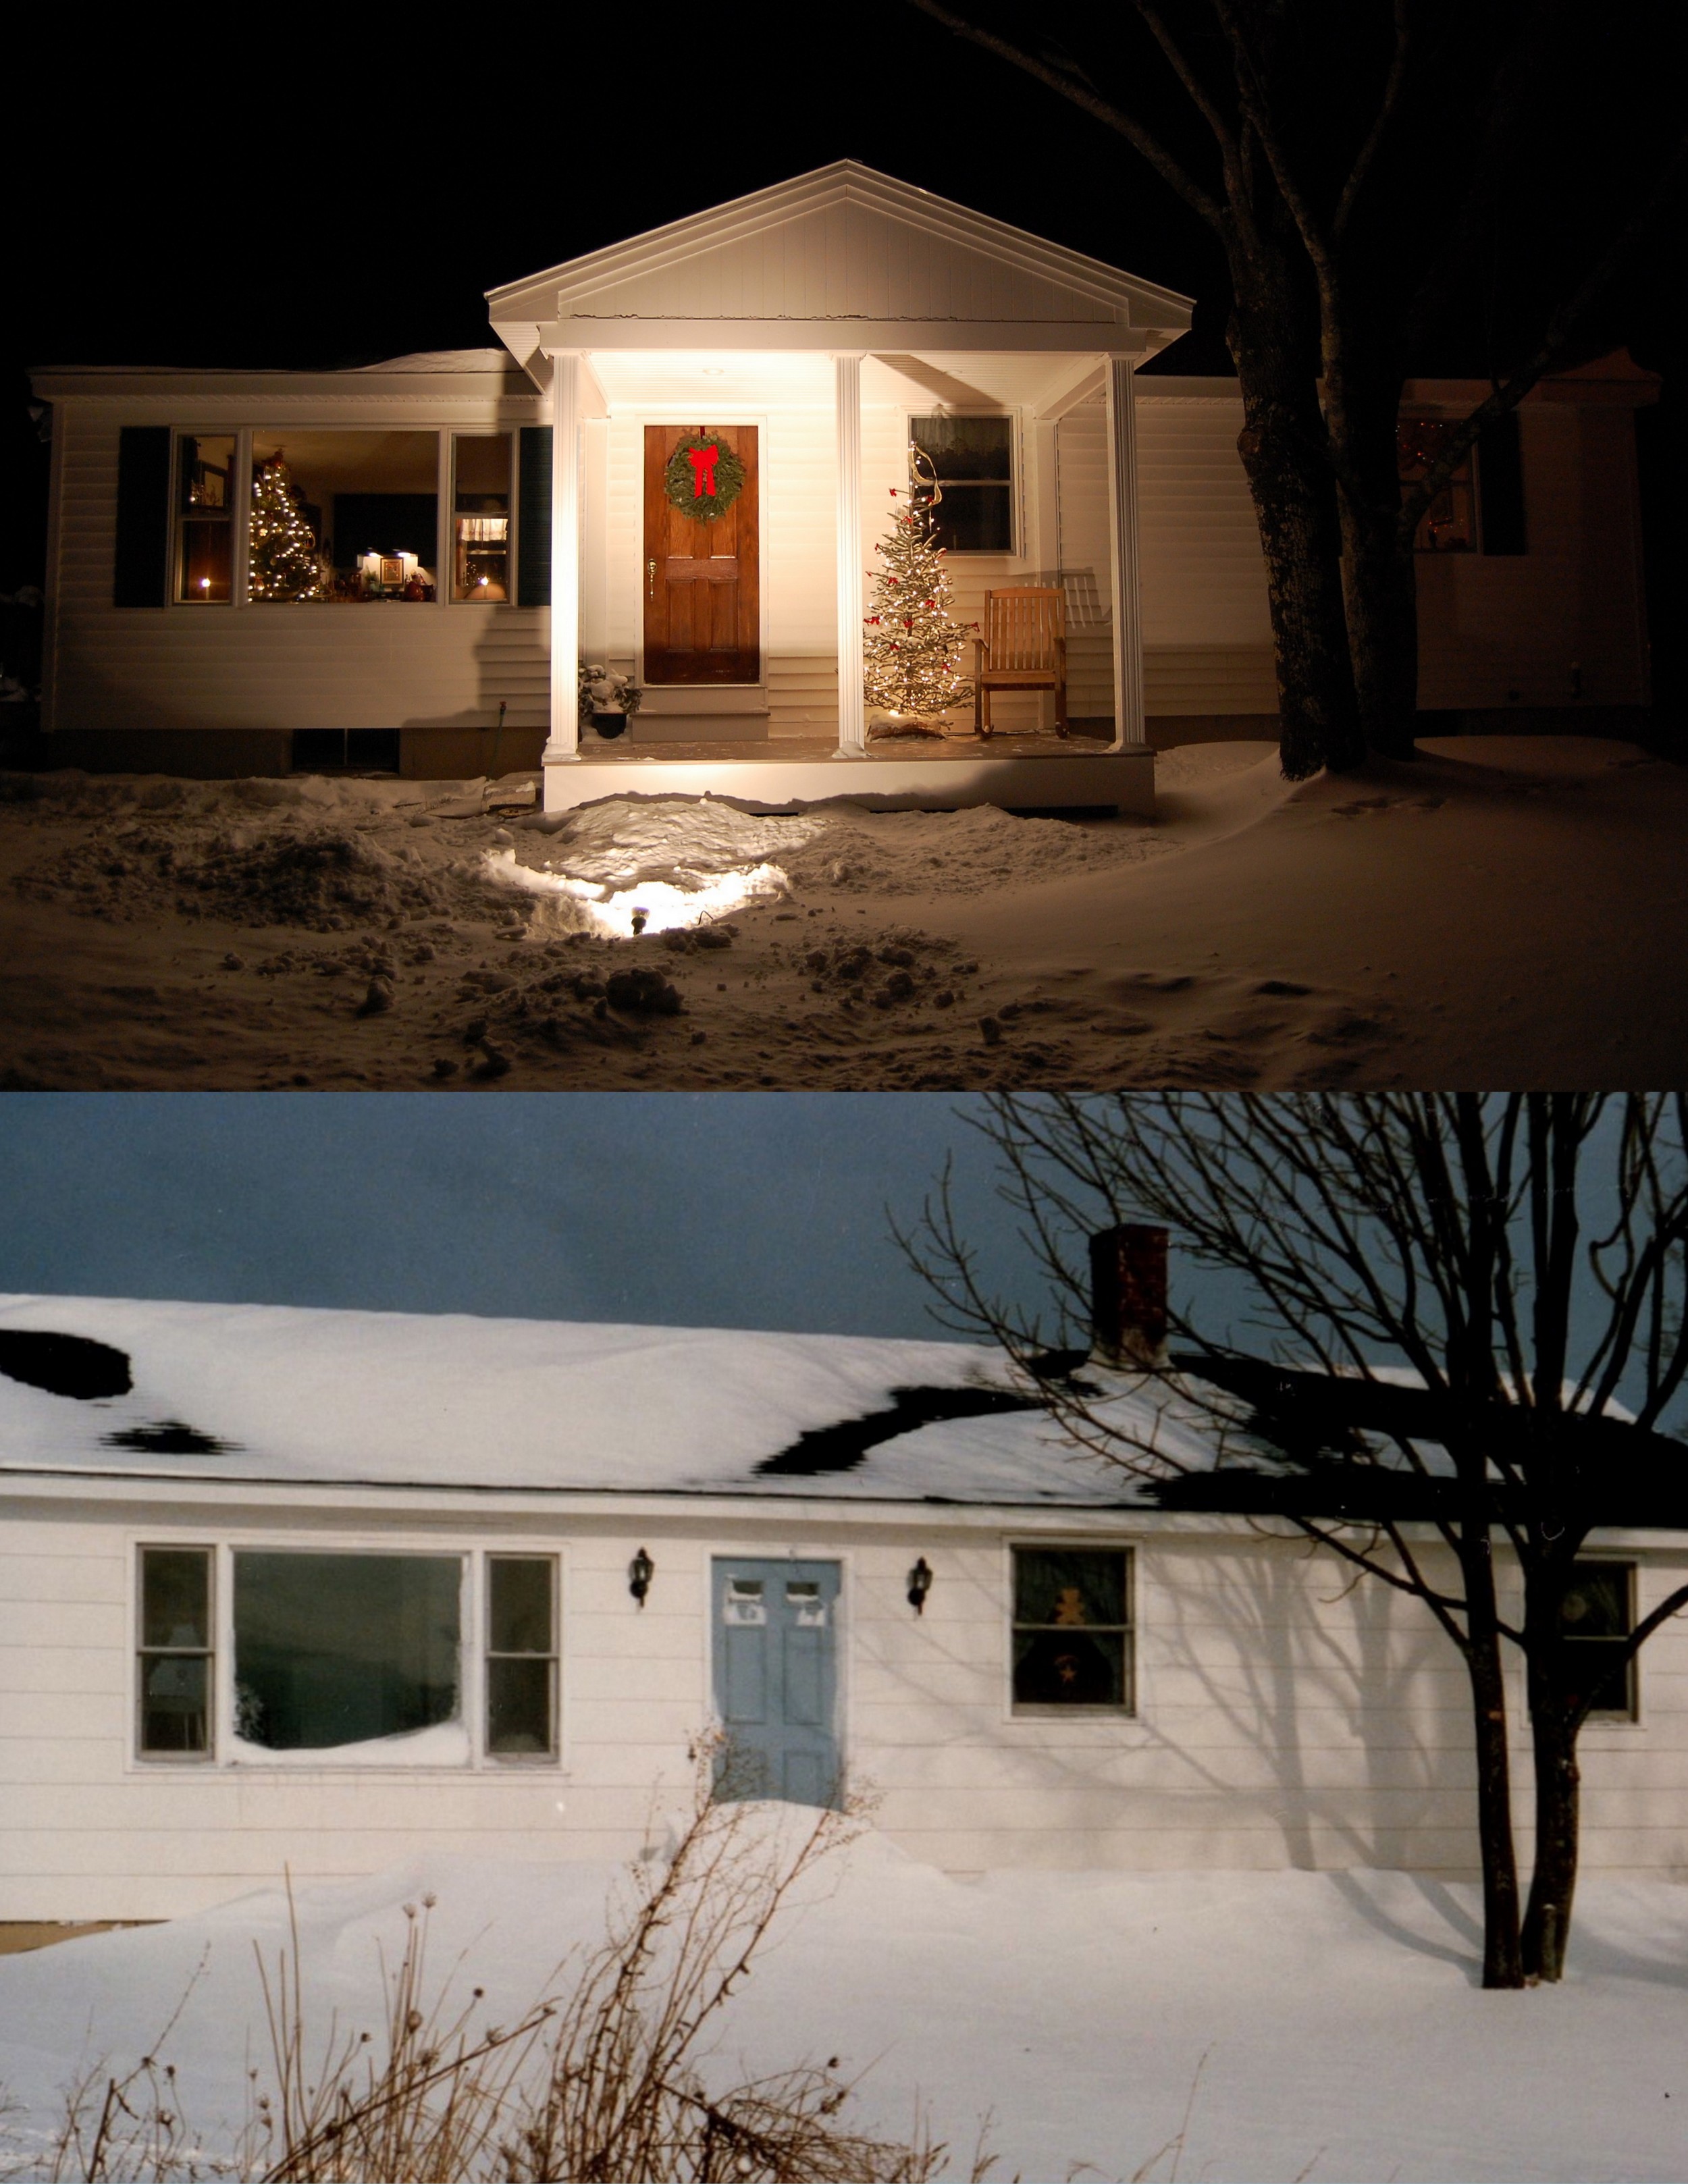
686;445;720;498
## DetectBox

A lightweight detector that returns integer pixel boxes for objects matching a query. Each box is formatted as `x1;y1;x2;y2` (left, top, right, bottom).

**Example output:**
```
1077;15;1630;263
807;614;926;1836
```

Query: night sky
7;4;1681;600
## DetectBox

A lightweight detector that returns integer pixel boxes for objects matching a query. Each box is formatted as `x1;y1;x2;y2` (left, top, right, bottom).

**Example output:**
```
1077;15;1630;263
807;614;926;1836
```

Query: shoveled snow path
1;1827;1685;2181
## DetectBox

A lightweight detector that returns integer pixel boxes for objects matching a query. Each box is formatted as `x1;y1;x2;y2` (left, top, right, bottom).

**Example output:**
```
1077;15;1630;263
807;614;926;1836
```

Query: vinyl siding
5;1504;1686;1919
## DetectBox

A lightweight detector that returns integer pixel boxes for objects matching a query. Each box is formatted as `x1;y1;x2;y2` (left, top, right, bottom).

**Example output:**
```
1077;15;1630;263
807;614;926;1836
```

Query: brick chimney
1088;1224;1169;1368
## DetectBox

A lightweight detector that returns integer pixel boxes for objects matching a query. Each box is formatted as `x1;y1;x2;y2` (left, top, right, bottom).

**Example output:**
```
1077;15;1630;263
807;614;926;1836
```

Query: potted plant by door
578;664;643;741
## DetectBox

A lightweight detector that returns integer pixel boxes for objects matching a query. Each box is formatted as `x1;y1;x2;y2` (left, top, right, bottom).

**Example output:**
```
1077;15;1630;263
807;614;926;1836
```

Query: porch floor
548;726;1153;817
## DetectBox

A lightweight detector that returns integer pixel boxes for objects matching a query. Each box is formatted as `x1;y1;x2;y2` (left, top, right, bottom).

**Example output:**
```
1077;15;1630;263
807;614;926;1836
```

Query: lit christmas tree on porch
862;462;973;730
248;452;324;602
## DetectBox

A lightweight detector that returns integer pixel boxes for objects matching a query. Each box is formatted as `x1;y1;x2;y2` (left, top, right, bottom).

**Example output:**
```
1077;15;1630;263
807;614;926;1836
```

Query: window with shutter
113;427;173;607
517;427;553;608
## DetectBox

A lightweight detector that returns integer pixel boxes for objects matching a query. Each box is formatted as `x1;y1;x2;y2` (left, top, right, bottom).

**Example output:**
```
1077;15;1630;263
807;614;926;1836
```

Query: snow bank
228;1718;471;1768
1;1834;1685;2181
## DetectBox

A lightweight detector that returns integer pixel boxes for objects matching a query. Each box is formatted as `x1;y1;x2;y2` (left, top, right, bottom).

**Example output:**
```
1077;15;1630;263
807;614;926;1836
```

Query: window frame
485;1553;560;1763
1007;1542;1136;1718
450;431;515;607
170;432;239;606
1562;1557;1639;1726
130;1539;564;1769
905;409;1021;558
136;1544;217;1763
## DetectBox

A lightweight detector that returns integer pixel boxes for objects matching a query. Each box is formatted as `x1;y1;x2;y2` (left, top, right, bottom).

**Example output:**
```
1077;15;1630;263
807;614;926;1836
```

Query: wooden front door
643;425;760;684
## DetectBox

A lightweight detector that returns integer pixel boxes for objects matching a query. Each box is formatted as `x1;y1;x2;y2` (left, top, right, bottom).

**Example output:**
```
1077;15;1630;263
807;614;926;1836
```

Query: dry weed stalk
36;1757;970;2183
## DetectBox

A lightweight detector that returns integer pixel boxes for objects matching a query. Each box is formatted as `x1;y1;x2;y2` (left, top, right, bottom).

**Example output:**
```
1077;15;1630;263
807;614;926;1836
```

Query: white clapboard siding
559;200;1126;329
6;1500;1687;1919
51;410;549;736
1416;406;1650;710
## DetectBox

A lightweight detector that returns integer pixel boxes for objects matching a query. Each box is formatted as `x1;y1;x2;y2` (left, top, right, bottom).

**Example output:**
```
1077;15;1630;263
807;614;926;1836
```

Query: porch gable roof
487;161;1194;364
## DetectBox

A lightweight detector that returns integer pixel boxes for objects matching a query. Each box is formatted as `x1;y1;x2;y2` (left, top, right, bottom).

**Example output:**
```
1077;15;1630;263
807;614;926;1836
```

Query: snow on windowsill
229;1719;471;1769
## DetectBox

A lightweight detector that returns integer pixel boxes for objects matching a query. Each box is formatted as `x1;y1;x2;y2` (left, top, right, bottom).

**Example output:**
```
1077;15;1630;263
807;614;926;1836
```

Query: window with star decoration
1011;1547;1133;1711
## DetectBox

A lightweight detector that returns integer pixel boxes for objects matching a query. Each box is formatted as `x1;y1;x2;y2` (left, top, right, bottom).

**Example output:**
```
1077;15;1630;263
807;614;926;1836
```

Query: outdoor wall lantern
907;1556;933;1615
629;1547;654;1608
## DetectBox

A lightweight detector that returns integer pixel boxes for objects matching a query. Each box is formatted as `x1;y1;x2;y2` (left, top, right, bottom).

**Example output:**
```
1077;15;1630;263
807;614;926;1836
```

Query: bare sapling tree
901;1093;1688;1988
906;0;1685;776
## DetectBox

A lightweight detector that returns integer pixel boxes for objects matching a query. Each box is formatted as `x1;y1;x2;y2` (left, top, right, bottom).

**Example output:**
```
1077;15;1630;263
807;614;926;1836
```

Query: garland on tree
862;485;974;728
248;454;324;602
662;432;747;522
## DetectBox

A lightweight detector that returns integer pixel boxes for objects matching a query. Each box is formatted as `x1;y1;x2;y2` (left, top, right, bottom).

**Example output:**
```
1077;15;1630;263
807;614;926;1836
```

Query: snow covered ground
2;1824;1686;2183
1;735;1679;1090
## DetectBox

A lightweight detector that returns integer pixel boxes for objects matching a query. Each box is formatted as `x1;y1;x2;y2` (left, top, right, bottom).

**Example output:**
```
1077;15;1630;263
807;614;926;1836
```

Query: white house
1;1267;1684;1923
27;165;1658;818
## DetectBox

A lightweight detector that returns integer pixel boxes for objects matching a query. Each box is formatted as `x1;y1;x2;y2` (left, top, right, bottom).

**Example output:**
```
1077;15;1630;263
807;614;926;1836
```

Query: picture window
232;1551;461;1753
1011;1547;1132;1711
248;431;439;603
1397;419;1477;553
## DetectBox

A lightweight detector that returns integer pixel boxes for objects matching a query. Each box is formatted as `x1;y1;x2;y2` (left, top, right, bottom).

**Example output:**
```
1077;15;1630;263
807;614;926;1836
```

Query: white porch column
545;352;583;764
833;352;866;757
1104;356;1147;751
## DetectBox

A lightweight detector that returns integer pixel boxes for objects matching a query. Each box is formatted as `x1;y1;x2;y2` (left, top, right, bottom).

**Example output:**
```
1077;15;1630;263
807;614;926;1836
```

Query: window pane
234;1552;460;1751
1013;1627;1126;1707
453;434;510;602
176;435;234;604
928;485;1013;554
1397;420;1476;552
1562;1566;1628;1639
487;1657;556;1755
489;1557;553;1655
911;416;1012;481
141;1653;209;1753
249;431;439;604
1013;1549;1126;1629
141;1547;210;1649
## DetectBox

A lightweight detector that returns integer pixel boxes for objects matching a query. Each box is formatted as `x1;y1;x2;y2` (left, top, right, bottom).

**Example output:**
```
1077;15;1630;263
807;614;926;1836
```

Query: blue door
712;1558;841;1807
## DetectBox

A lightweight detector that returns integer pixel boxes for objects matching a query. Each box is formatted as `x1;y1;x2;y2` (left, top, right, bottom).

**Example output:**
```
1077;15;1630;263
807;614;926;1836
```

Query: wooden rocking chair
972;586;1067;740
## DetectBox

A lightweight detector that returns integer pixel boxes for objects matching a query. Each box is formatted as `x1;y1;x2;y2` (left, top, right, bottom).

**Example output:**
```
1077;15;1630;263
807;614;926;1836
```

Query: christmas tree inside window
248;431;440;602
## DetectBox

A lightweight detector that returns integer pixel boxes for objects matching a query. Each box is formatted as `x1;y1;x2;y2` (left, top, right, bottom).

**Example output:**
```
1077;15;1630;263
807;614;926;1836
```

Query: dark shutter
1478;412;1527;556
517;427;552;607
114;427;173;606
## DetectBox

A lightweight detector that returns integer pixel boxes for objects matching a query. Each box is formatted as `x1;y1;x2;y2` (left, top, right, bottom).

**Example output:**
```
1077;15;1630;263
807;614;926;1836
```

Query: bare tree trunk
1339;496;1420;760
1520;1688;1579;1983
1460;1533;1525;1988
1228;305;1366;779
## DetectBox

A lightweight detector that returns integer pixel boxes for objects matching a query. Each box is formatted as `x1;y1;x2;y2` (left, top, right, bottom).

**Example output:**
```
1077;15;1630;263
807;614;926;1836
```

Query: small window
1398;420;1476;552
248;431;439;603
174;435;236;604
1562;1561;1636;1721
486;1556;558;1759
232;1551;461;1753
1011;1547;1132;1711
452;435;512;602
138;1547;213;1758
909;415;1015;554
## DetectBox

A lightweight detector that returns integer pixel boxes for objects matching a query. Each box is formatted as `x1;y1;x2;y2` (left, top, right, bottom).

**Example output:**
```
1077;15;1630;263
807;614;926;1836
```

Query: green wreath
662;432;747;523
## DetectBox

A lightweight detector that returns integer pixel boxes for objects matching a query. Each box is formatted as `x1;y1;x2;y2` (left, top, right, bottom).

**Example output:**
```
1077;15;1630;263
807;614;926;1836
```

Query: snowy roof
0;1294;1182;1506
